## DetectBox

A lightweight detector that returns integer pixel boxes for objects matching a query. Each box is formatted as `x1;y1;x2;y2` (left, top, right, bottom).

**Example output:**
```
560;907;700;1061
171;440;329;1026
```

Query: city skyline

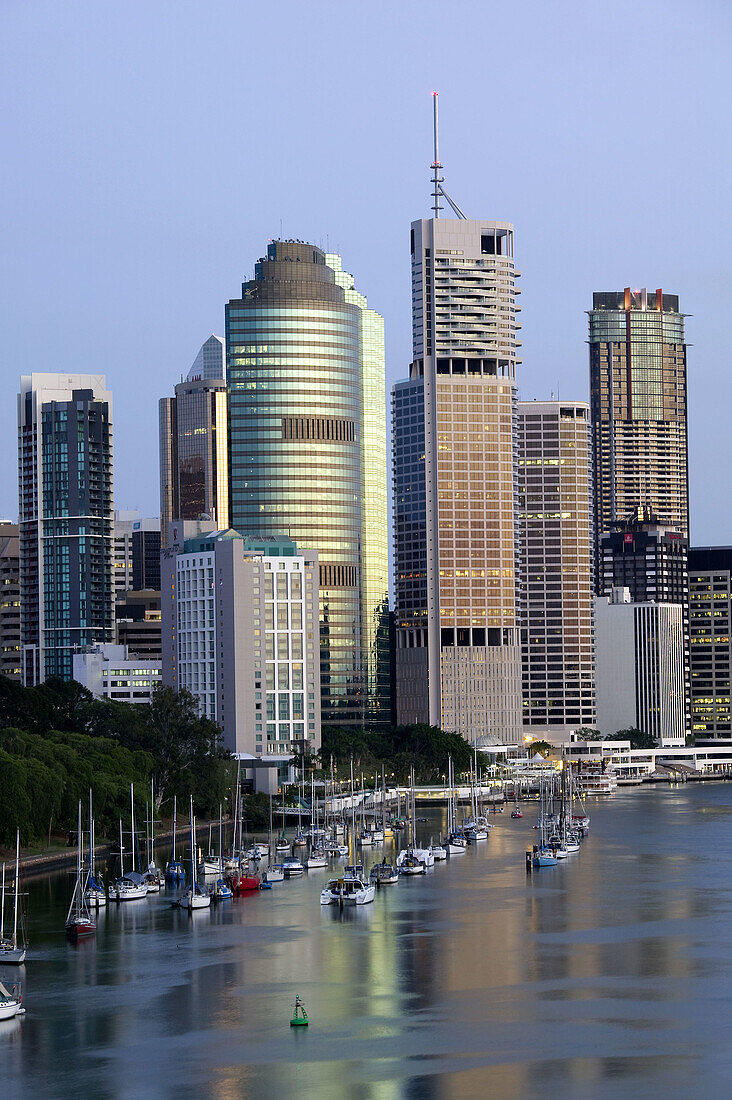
0;2;729;545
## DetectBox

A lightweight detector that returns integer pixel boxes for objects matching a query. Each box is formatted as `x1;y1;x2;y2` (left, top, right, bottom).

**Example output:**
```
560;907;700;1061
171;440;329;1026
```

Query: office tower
516;401;595;741
113;511;160;597
132;526;161;590
599;506;688;602
18;374;114;684
599;505;691;731
393;214;523;744
226;240;389;730
159;336;229;535
72;644;161;704
688;547;732;739
161;530;321;757
188;333;225;381
589;288;688;567
595;586;685;746
0;523;21;680
115;590;162;660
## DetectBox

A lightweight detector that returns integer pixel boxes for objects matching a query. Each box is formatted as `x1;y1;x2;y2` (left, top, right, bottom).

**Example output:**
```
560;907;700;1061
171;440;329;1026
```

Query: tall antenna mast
431;92;443;218
430;91;468;221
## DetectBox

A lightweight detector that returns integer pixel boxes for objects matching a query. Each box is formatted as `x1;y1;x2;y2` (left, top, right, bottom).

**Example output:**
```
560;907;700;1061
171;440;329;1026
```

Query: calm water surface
3;784;732;1099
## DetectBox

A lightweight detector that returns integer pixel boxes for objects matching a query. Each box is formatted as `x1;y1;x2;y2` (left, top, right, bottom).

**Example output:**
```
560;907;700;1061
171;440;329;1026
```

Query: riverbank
4;824;198;878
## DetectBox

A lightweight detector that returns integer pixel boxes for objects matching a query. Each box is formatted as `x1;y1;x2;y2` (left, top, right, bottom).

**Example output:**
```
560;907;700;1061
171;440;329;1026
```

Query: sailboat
110;784;148;900
444;757;467;854
177;796;211;910
396;766;434;874
165;794;186;883
0;829;27;963
84;790;106;907
0;980;24;1020
65;801;96;937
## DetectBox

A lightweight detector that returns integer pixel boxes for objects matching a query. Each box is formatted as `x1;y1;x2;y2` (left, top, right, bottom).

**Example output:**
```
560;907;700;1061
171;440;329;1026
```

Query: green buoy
290;994;309;1027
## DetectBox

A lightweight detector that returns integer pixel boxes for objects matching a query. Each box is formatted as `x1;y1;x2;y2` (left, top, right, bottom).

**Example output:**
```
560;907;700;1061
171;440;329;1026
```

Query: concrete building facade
393;217;523;744
72;644;161;703
161;529;321;757
517;401;595;741
594;586;685;746
0;523;21;680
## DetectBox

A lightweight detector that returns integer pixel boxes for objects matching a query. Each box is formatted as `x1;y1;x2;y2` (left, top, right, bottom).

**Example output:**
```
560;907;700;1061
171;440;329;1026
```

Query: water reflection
5;787;732;1097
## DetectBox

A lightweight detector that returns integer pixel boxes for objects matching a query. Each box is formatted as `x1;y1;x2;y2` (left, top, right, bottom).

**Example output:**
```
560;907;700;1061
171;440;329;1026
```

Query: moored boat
370;859;399;886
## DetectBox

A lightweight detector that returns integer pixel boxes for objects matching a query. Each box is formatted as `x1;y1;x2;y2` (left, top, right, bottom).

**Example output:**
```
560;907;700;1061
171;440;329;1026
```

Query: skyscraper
18;374;114;684
393;212;523;744
688;547;732;740
517;401;595;740
588;288;689;569
0;523;21;680
226;240;389;730
159;336;229;535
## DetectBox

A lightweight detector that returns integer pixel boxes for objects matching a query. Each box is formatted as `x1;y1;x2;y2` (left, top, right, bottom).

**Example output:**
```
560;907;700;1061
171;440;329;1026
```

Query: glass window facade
226;241;389;729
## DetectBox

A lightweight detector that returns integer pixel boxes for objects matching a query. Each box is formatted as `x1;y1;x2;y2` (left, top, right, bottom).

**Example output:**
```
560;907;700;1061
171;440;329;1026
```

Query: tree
526;740;554;758
608;727;656;750
575;727;603;741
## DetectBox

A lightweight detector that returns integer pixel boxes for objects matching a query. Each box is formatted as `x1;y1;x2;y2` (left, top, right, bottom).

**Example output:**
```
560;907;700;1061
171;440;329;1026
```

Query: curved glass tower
226;240;389;731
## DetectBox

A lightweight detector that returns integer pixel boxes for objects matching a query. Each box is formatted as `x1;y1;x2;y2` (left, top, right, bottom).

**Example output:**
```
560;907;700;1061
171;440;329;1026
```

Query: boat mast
0;862;4;942
219;803;223;874
190;794;195;892
130;782;136;874
172;794;177;862
350;756;356;853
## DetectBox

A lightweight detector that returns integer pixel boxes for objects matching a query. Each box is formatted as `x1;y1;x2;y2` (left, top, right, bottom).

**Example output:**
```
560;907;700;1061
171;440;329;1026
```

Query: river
2;783;732;1099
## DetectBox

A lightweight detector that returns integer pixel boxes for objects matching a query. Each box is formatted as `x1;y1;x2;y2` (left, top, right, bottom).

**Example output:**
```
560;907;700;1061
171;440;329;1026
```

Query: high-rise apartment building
393;217;523;744
113;511;160;597
18;374;114;684
0;523;21;680
589;288;688;568
517;401;595;740
595;586;685;746
226;240;389;729
161;529;321;756
159;336;229;535
688;547;732;739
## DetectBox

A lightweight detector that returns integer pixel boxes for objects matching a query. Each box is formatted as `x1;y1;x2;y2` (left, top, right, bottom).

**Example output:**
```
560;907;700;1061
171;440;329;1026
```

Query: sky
1;0;730;543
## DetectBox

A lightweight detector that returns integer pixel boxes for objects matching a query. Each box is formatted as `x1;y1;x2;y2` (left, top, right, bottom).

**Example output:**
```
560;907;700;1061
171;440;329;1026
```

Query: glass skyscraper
159;335;229;537
589;288;689;569
18;374;114;684
226;240;389;730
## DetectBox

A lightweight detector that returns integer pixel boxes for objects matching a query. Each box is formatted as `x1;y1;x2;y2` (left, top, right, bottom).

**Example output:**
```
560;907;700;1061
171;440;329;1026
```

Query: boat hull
66;919;96;938
0;946;26;965
0;999;22;1020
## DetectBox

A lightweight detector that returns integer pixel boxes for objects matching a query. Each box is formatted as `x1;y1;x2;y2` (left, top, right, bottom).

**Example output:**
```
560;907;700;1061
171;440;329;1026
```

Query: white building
161;529;321;758
113;510;159;598
72;644;161;703
595;587;685;746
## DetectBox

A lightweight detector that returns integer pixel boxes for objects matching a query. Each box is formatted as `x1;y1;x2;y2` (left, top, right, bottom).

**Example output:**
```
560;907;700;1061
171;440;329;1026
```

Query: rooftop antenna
431;92;443;218
431;91;467;220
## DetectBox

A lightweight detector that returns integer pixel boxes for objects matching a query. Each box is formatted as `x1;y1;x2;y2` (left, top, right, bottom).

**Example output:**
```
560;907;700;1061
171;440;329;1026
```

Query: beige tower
394;217;523;745
517;400;595;743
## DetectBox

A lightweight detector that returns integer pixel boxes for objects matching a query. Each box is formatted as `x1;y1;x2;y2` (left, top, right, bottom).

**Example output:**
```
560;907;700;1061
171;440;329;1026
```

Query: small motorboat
320;865;375;905
430;844;448;861
511;810;523;819
227;874;261;895
370;859;399;886
210;878;233;901
165;860;186;884
396;847;434;875
444;832;467;855
306;850;328;869
281;857;304;878
265;864;285;883
0;981;24;1021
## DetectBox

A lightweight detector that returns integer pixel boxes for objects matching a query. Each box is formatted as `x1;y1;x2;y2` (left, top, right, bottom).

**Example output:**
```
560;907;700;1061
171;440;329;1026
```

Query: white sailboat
0;830;27;964
0;979;24;1020
65;801;96;937
177;796;211;910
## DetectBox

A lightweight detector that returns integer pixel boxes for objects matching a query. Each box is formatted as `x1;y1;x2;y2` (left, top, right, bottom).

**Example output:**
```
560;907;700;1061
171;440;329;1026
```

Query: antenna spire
431;92;443;218
429;92;467;221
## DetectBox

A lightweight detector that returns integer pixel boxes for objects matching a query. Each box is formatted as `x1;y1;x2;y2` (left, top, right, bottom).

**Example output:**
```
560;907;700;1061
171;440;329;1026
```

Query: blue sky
1;0;730;542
